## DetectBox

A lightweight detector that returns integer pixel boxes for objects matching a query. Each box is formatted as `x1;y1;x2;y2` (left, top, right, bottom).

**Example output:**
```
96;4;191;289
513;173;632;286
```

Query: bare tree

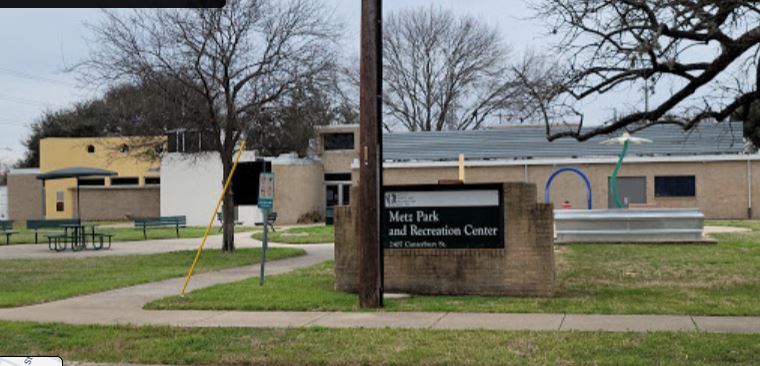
81;0;341;251
383;6;513;131
516;1;760;141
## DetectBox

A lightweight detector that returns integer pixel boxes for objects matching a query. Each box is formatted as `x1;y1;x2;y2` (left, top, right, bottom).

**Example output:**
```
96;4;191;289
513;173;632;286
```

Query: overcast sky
0;1;552;164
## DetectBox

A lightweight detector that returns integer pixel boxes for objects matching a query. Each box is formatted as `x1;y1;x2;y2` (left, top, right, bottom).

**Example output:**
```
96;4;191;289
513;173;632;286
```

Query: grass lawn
150;231;760;315
707;219;760;231
252;225;333;244
3;224;259;245
0;248;304;307
0;321;758;365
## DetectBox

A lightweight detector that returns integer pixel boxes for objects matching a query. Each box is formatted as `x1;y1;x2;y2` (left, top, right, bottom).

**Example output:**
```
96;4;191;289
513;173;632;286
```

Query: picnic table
47;223;113;252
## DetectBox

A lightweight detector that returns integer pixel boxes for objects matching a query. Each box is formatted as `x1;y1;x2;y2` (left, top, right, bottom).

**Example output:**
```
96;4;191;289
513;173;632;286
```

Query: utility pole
358;0;383;308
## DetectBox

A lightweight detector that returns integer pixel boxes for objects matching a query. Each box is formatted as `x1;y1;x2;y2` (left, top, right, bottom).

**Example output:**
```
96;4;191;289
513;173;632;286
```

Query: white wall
160;152;263;227
0;186;7;220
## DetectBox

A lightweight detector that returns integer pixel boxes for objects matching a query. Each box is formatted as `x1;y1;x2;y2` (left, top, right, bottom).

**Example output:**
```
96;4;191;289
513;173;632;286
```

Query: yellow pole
180;139;247;297
458;153;465;182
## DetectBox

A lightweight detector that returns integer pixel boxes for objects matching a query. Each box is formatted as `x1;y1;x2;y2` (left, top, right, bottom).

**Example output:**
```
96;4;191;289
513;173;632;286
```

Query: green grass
252;225;334;244
3;224;259;245
0;248;304;307
707;219;760;231
0;321;758;365
150;231;760;315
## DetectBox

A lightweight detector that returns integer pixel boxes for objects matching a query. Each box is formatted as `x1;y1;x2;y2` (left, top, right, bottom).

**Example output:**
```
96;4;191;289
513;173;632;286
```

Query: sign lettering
383;185;504;249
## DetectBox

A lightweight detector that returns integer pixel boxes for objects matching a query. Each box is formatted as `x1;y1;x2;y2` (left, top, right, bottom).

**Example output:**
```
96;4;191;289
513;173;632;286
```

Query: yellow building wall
40;137;164;219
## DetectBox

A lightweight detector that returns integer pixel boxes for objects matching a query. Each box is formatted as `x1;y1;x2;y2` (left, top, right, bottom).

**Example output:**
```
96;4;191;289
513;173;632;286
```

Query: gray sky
0;1;548;164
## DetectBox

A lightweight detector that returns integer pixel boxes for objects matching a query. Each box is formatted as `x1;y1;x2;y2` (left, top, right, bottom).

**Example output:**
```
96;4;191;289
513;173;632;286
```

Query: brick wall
77;187;160;221
334;182;556;297
8;173;43;222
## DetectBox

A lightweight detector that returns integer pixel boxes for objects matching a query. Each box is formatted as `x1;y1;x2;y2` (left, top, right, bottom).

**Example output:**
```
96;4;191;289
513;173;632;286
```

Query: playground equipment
551;132;708;243
544;167;592;210
601;132;653;209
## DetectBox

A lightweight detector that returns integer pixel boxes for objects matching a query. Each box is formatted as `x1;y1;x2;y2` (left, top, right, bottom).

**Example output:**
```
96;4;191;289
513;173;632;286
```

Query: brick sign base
334;182;556;297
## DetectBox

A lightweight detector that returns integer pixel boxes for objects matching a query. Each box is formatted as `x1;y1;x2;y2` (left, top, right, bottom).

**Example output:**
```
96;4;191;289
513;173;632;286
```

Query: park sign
258;173;275;210
383;184;504;249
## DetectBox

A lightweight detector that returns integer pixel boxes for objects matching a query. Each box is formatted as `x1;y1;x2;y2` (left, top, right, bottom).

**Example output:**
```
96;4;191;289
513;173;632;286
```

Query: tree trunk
221;156;236;252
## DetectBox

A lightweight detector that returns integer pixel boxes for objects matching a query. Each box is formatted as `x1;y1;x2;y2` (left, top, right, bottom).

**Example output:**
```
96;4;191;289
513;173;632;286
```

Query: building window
55;191;64;212
145;177;161;185
79;178;105;186
655;176;696;197
87;145;95;153
324;173;352;181
342;184;351;205
323;133;354;151
111;177;139;186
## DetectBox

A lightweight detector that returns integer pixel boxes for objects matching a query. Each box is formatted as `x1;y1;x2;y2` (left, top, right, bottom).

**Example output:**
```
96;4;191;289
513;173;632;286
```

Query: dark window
326;185;339;207
232;161;272;205
325;173;352;181
323;133;354;150
56;191;64;212
87;145;95;153
145;177;161;185
655;176;696;197
342;184;351;205
79;178;105;186
111;177;139;186
167;132;179;152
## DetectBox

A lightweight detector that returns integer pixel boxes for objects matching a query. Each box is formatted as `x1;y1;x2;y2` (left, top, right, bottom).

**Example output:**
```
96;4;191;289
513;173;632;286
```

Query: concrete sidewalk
0;232;298;259
1;233;759;334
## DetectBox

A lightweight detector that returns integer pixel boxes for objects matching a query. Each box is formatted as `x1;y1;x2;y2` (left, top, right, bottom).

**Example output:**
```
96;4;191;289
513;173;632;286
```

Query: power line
0;67;76;87
0;92;60;108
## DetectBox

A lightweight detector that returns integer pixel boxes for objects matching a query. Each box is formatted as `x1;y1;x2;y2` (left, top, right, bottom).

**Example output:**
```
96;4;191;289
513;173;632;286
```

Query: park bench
27;219;81;244
134;216;186;239
0;220;17;245
92;232;114;250
255;212;277;232
216;211;244;233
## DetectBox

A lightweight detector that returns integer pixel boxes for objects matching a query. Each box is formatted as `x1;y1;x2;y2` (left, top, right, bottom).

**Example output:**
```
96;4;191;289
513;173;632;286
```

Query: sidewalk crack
558;313;567;331
689;316;701;332
428;312;449;329
303;312;332;327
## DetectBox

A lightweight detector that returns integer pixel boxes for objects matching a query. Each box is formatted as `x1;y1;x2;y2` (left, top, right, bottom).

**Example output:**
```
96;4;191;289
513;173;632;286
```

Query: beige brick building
320;122;757;220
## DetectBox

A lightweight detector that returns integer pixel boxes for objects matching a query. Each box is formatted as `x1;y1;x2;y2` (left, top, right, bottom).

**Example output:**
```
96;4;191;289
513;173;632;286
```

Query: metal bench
216;211;244;232
27;219;81;244
0;220;17;245
92;233;114;250
255;212;277;232
134;216;187;239
46;232;68;252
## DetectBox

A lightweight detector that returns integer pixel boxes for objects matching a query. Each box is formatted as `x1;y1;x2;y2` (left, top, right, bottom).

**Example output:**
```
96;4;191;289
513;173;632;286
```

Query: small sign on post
258;172;275;286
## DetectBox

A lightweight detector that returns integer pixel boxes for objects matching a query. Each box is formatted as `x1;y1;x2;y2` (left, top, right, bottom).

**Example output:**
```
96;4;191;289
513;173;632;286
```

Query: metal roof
37;167;118;181
383;122;745;162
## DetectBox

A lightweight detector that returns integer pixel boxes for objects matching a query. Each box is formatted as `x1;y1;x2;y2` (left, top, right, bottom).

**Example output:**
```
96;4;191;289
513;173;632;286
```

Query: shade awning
36;167;118;181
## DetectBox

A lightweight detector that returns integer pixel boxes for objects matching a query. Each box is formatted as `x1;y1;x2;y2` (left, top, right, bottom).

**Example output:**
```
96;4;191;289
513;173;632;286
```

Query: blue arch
544;167;593;210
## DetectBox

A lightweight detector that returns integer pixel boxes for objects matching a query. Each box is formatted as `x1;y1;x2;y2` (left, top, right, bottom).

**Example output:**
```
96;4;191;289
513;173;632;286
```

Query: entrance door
608;177;647;208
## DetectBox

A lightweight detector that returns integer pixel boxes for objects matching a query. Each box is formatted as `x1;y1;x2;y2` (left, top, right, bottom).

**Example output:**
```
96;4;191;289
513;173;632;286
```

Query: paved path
704;225;752;234
1;233;759;334
0;232;296;259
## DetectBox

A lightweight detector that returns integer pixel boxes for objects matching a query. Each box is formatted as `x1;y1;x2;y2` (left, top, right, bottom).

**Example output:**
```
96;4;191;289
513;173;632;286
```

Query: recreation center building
6;121;758;224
